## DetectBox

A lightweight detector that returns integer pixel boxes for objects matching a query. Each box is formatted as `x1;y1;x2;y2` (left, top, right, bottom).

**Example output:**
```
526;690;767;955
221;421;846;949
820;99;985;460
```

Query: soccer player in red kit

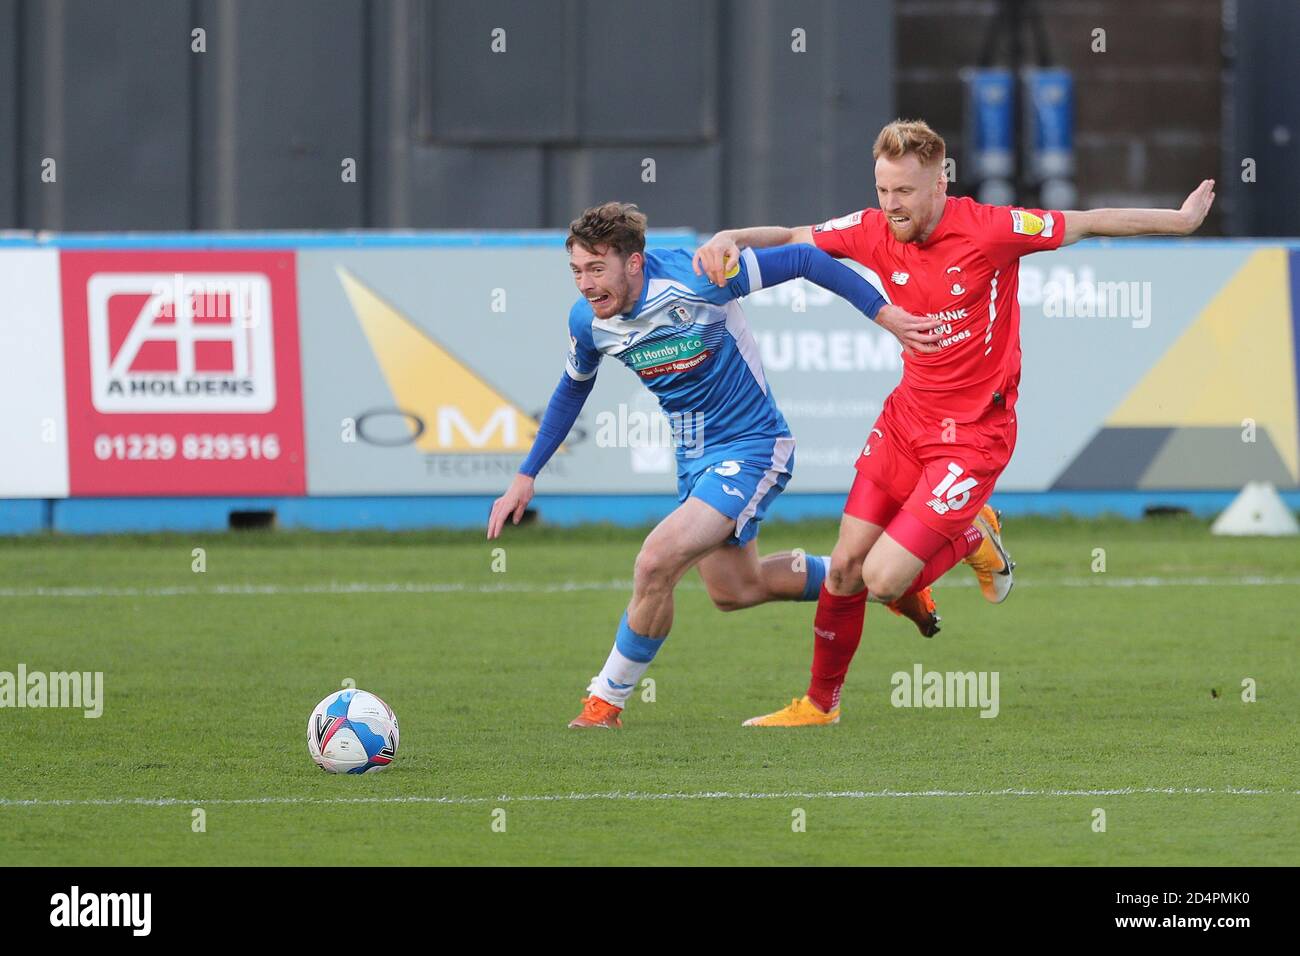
694;119;1216;726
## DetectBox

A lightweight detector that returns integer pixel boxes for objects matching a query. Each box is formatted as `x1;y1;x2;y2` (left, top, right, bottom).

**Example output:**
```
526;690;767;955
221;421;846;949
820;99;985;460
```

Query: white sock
588;645;653;707
587;611;667;707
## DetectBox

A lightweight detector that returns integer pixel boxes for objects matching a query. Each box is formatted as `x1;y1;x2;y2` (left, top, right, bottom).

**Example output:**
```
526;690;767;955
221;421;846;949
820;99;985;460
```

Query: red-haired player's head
873;119;948;244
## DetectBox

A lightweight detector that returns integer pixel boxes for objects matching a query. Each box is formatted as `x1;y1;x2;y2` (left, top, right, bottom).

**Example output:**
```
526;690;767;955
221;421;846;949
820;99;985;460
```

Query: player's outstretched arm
1061;179;1216;246
748;245;944;355
487;373;594;539
693;224;816;287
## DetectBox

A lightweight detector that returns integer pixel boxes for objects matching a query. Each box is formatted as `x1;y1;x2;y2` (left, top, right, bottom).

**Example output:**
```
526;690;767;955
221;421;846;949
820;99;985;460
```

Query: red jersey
812;196;1065;421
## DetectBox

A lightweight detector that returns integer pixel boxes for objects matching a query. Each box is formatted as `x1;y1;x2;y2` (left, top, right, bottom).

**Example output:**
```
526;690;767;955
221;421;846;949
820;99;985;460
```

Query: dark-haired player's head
873;119;948;243
567;202;647;318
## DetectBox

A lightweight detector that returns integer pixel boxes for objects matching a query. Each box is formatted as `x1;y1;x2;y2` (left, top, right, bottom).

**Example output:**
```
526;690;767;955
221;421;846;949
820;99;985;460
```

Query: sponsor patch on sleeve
724;258;741;279
813;210;864;233
1010;209;1045;236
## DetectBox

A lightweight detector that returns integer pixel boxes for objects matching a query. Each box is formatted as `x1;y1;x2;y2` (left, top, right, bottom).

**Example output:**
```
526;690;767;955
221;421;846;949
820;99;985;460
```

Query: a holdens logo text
50;886;151;936
0;664;103;718
87;271;276;414
622;336;710;378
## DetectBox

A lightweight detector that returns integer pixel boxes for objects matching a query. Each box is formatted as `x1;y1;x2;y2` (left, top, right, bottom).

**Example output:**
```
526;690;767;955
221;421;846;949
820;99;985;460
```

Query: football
307;689;400;774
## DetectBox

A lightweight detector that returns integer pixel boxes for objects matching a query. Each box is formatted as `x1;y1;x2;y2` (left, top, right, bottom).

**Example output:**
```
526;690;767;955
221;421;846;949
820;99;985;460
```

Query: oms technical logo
337;268;571;475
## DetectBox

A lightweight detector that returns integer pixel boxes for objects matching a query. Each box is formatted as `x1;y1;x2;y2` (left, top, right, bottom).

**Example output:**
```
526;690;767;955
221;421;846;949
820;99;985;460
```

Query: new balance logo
891;272;910;285
925;462;978;515
814;626;836;641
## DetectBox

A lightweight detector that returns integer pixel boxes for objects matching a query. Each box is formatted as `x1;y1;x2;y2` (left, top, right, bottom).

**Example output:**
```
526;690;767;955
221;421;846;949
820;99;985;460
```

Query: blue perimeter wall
5;492;1300;536
6;230;1299;536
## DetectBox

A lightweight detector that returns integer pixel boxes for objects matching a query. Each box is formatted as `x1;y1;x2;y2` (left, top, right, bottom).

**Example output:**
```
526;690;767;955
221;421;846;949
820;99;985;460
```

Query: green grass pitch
1;514;1296;866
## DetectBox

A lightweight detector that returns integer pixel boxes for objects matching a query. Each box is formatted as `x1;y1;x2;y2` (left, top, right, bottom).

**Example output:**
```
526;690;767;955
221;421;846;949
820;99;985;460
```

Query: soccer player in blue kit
487;202;941;728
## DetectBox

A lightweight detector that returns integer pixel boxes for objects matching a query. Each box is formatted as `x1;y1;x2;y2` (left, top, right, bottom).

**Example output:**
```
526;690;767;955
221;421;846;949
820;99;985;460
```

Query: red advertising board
60;251;307;496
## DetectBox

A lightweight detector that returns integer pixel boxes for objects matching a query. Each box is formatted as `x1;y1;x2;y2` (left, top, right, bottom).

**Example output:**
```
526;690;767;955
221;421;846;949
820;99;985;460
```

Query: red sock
902;524;984;596
806;584;869;712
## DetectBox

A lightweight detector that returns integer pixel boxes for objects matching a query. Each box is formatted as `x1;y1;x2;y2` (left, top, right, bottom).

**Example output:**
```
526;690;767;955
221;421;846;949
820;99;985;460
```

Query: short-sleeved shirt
812;197;1065;421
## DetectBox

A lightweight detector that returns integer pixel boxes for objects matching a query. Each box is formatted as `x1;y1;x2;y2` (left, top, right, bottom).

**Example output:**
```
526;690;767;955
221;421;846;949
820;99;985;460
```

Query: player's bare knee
865;577;904;604
633;544;679;596
709;590;747;613
862;563;906;603
826;551;865;594
702;570;765;611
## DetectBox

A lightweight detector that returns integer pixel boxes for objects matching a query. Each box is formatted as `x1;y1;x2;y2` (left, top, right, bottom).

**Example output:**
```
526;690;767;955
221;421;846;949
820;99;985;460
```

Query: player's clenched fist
487;473;535;539
692;232;741;287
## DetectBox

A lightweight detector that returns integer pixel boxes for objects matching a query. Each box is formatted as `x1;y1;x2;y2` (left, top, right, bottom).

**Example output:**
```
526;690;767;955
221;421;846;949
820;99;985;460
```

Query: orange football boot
742;696;840;727
568;695;623;729
886;585;942;637
964;505;1015;603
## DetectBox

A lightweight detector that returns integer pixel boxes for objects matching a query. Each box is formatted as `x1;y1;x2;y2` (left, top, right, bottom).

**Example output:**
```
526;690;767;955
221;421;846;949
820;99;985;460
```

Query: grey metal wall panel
193;0;366;229
406;145;546;227
1;0;895;232
0;0;17;228
421;0;578;143
719;0;894;231
546;144;721;231
365;0;417;228
1228;0;1300;237
823;0;895;217
575;0;717;142
20;0;193;230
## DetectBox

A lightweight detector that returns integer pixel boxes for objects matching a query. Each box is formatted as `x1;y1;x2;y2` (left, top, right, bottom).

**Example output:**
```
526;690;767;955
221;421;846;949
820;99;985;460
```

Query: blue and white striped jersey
565;247;787;454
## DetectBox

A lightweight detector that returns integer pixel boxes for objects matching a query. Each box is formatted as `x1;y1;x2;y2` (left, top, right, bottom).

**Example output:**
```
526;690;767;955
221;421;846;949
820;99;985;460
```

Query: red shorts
844;389;1018;556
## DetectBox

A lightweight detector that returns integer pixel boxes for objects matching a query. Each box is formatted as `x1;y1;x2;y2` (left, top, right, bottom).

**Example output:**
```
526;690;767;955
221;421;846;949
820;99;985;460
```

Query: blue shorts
676;436;796;546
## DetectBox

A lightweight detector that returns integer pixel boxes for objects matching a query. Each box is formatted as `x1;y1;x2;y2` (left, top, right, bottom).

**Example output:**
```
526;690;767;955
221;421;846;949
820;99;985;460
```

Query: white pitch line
2;575;1299;600
0;580;638;598
0;787;1295;809
1057;574;1300;588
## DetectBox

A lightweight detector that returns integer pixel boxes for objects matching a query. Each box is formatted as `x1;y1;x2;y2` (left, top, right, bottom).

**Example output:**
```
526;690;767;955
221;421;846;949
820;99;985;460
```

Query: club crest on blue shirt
669;305;691;325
